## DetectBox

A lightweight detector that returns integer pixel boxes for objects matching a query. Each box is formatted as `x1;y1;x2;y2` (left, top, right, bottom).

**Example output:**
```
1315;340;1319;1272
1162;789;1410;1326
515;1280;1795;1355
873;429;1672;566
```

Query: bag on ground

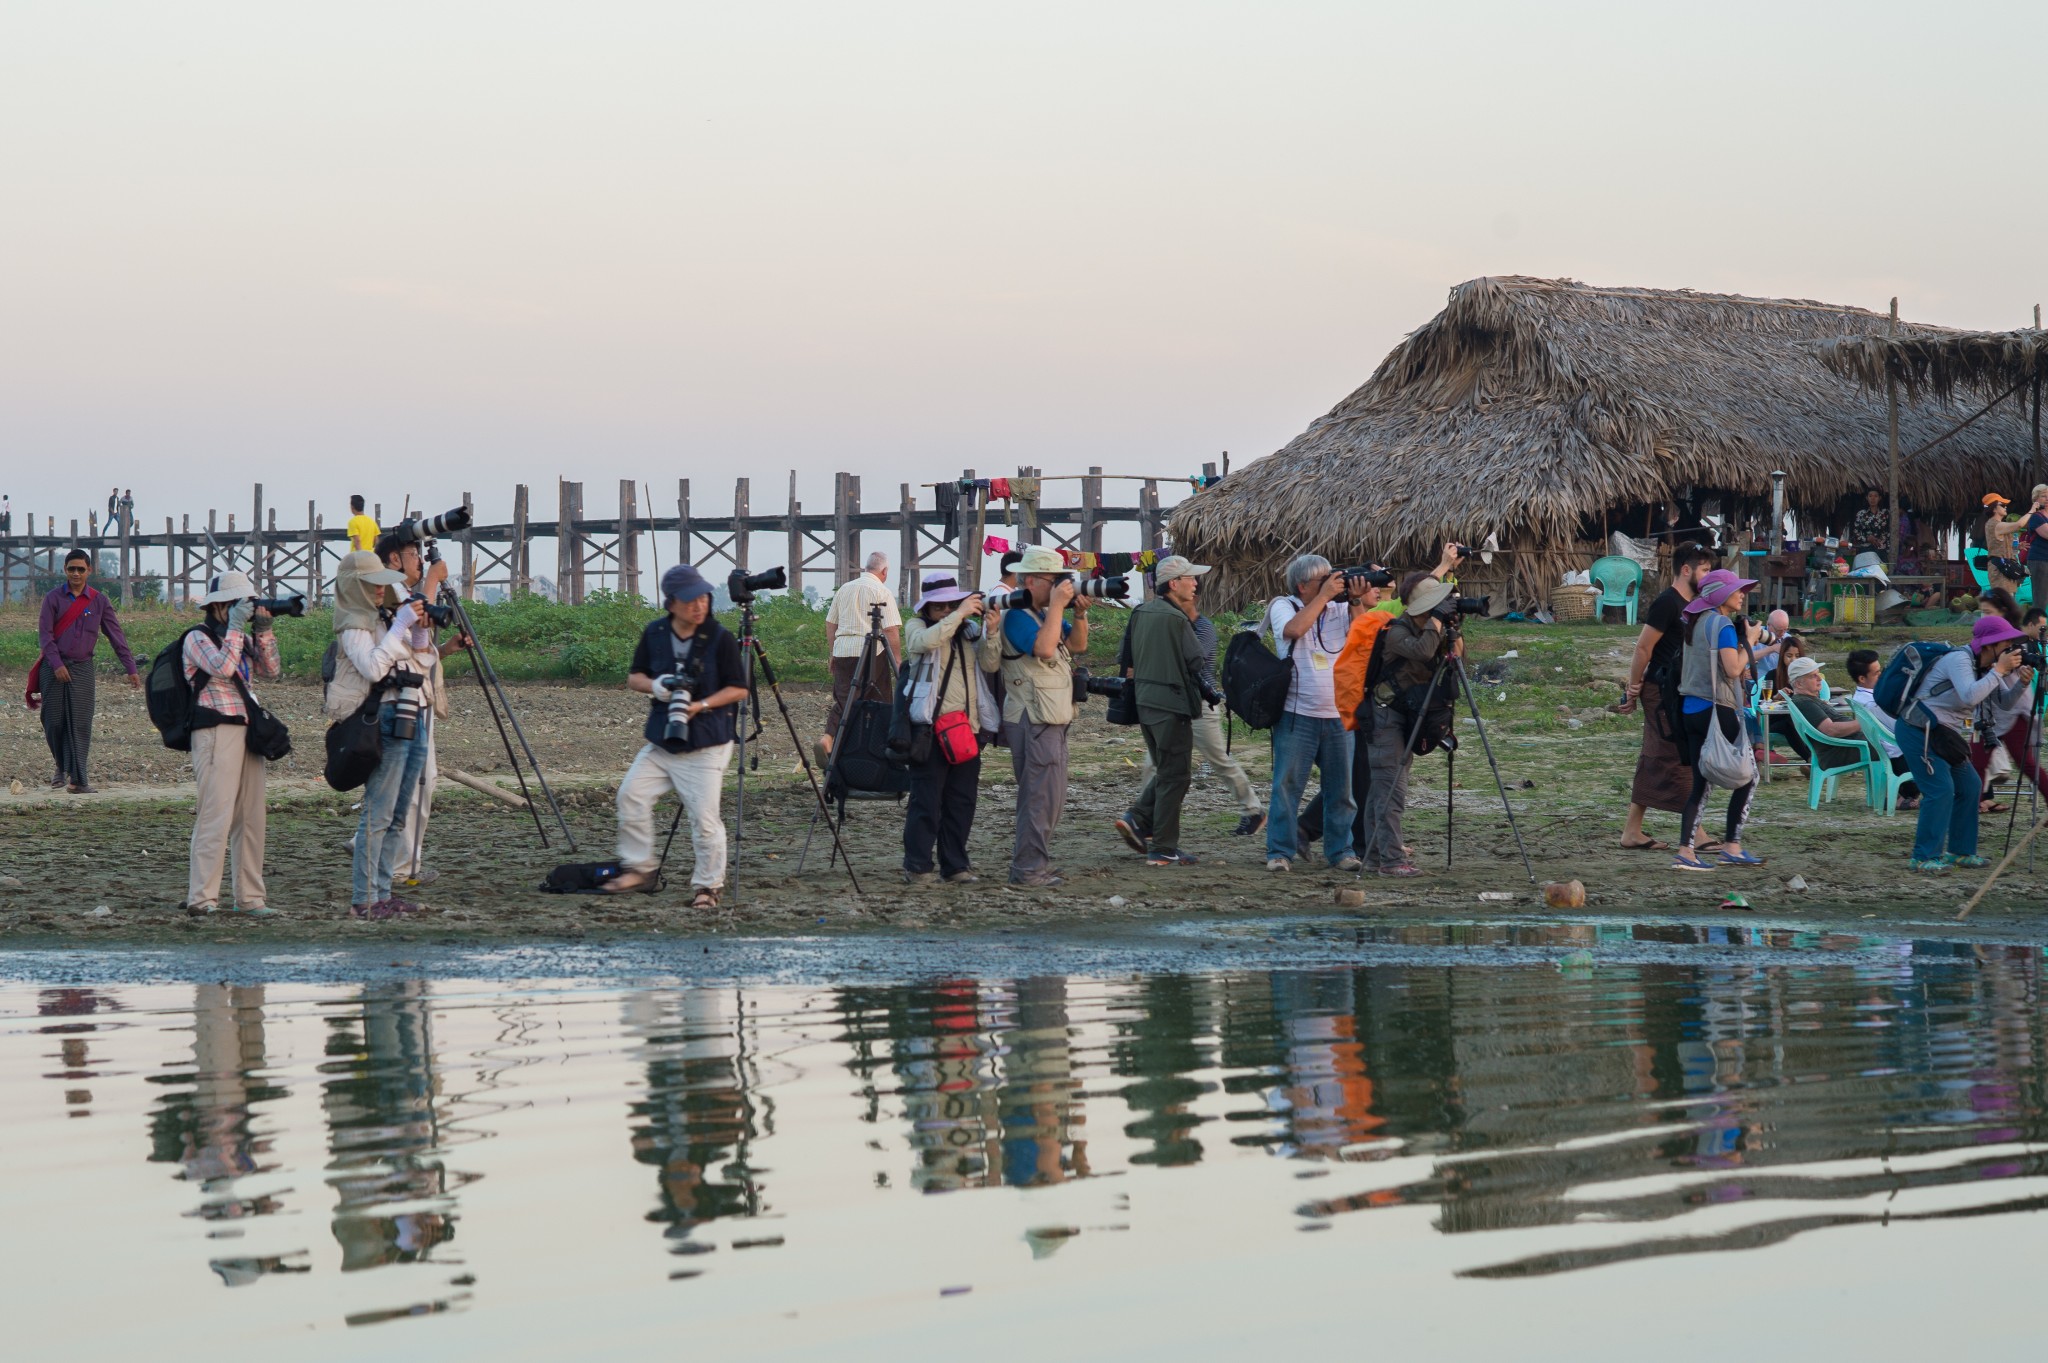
1871;641;1954;718
143;627;206;752
1223;627;1291;729
539;860;633;894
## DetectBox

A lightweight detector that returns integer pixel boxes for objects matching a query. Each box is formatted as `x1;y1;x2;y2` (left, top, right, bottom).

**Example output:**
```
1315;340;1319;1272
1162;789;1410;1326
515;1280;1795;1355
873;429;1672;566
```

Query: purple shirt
38;585;137;675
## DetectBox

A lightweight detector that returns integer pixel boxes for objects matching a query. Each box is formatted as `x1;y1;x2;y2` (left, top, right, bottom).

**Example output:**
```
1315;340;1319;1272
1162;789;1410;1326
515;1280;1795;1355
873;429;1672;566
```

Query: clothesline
917;473;1190;487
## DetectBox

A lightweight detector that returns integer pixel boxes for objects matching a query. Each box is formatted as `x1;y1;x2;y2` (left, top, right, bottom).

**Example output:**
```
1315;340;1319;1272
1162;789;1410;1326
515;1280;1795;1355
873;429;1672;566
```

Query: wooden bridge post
618;480;639;601
1139;479;1162;601
557;479;585;604
510;484;530;594
251;485;266;593
899;482;917;590
733;478;751;573
834;472;859;585
786;472;803;595
1017;465;1040;545
118;514;132;609
957;469;978;591
675;479;691;569
461;491;477;599
1081;466;1104;555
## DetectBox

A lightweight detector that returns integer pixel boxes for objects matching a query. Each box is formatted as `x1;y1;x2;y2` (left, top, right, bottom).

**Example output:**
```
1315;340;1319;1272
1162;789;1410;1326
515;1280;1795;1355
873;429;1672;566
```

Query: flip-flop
1620;839;1671;852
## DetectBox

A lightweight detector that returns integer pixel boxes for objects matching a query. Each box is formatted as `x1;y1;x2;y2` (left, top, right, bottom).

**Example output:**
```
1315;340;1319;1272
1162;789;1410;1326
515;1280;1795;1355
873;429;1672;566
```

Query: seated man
1785;657;1862;775
1846;649;1920;808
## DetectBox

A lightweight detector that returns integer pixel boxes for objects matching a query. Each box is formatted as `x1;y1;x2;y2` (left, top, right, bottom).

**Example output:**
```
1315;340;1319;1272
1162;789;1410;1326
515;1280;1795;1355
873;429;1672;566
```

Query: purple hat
1682;568;1759;615
1972;615;2026;649
917;573;972;607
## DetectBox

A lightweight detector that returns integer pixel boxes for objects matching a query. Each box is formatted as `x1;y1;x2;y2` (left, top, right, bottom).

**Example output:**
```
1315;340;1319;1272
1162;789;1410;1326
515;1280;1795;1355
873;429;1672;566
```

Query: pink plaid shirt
182;628;281;721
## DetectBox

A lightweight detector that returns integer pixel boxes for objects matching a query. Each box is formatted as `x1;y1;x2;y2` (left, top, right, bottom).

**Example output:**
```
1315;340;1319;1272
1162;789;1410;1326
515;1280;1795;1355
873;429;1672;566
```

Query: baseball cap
661;564;713;604
1152;555;1210;586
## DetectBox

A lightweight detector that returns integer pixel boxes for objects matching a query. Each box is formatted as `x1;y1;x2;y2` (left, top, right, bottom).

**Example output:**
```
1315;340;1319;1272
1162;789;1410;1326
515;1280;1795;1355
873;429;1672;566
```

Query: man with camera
182;570;283;917
990;545;1092;886
1359;574;1464;877
327;550;442;918
821;551;902;760
608;564;749;906
1115;556;1217;866
1263;554;1360;873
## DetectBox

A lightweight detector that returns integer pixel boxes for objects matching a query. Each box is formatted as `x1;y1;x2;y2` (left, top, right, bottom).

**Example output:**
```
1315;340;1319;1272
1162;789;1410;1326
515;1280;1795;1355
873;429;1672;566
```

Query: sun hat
1152;555;1210;586
199;570;257;606
1406;577;1453;616
1013;546;1070;575
333;550;406;632
917;573;971;606
1681;568;1759;615
1972;615;2026;650
660;563;713;604
1786;656;1823;682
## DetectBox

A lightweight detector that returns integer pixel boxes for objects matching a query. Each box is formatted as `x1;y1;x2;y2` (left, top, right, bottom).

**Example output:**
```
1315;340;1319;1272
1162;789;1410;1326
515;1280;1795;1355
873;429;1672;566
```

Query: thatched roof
1818;328;2048;402
1172;276;2041;602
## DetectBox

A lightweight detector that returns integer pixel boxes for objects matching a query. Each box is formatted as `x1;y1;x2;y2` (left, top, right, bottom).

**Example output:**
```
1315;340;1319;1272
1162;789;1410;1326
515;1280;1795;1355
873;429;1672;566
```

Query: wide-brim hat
1406;577;1453;616
1877;589;1907;612
337;550;405;587
200;570;257;606
1152;555;1210;586
1972;616;2026;649
918;573;971;606
1013;546;1069;575
1683;569;1758;615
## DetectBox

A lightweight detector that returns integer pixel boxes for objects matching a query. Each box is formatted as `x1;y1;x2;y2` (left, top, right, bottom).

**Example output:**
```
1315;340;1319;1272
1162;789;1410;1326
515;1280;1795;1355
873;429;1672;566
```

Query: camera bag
232;673;293;763
323;692;384;792
539;860;638;894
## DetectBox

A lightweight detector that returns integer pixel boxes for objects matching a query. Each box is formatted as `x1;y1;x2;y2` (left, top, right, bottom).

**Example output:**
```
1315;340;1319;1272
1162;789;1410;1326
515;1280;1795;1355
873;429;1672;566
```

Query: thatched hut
1171;276;2041;608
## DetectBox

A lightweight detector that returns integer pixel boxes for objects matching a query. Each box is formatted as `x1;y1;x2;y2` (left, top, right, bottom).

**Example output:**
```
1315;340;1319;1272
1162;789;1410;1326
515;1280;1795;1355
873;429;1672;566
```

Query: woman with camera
327;550;438;919
1899;615;2031;872
1672;570;1764;873
899;574;997;885
608;564;748;905
182;571;282;917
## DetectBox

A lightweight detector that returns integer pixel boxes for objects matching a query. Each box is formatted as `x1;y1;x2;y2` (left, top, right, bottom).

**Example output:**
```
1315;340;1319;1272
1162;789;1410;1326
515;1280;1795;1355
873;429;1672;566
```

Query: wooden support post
265;508;278;593
899;482;917;588
461;491;477;600
511;484;530;594
957;468;979;590
676;479;691;568
733;477;751;572
118;513;132;609
306;501;319;601
313;514;325;601
1887;297;1901;568
834;471;858;584
1081;466;1104;555
205;510;217;588
1140;479;1161;600
1017;465;1040;545
556;479;574;603
618;480;639;601
787;471;803;595
252;484;266;593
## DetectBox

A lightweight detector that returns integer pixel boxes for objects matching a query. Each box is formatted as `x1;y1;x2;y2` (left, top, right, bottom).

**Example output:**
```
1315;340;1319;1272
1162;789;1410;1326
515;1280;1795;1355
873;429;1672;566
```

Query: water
7;924;2046;1360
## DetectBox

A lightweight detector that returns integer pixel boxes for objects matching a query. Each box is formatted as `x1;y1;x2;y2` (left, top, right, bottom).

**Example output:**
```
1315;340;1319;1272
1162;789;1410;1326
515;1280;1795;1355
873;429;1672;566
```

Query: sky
4;0;2047;541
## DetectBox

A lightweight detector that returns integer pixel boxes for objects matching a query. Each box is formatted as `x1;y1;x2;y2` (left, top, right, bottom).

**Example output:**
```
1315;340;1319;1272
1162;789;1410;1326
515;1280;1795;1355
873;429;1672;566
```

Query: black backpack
828;699;913;803
1222;626;1291;730
144;628;205;752
540;860;637;894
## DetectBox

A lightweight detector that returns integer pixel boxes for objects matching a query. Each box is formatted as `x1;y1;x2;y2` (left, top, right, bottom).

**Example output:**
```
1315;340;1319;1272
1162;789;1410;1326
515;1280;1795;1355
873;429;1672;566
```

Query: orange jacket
1334;608;1394;730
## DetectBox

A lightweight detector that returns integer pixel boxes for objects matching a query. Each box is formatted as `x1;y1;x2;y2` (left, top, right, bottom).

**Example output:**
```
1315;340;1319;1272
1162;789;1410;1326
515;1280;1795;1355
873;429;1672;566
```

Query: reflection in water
44;934;2048;1334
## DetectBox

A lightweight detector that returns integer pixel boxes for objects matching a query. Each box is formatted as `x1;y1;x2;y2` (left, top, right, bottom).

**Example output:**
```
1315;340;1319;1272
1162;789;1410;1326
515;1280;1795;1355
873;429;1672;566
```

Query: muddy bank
5;678;2048;943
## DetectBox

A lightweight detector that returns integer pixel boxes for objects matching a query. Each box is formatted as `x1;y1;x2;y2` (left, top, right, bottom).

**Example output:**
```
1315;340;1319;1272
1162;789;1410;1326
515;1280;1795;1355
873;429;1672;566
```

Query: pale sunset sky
3;0;2045;535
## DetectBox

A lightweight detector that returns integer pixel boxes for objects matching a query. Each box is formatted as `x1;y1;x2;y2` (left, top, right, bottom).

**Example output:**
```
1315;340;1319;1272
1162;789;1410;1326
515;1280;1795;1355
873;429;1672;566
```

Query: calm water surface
6;929;2046;1360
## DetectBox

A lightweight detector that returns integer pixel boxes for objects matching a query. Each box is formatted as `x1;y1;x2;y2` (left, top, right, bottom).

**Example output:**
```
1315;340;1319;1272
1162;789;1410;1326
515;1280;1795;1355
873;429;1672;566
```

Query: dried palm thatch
1172;276;2041;607
1818;328;2048;403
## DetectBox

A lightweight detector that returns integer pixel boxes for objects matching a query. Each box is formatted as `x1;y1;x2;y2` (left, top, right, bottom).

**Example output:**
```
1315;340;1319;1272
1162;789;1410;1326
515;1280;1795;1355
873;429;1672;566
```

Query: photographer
327;550;438;918
900;575;997;885
1358;575;1461;877
182;571;282;917
993;545;1091;887
1116;556;1214;867
608;565;748;906
1900;615;2028;872
1262;554;1359;873
821;551;901;760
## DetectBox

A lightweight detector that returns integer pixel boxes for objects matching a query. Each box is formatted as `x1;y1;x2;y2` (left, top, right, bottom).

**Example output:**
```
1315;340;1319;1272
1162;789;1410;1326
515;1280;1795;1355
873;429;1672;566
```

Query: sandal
1717;850;1766;867
1671;853;1713;872
1620;838;1671;852
691;886;721;909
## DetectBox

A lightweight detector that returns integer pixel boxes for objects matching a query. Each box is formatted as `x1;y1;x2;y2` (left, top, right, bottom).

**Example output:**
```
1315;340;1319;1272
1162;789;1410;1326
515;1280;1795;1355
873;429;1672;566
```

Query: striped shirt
183;628;282;723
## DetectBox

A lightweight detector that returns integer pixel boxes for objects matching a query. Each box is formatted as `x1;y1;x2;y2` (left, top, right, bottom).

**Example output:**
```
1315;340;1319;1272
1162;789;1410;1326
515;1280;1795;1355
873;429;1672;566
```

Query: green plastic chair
1588;556;1642;625
1783;700;1874;810
1849;701;1913;815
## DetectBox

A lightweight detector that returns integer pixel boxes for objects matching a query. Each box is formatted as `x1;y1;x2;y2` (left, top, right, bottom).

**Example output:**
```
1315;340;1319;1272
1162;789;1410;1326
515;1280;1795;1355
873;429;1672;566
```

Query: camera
727;565;787;604
2017;640;2046;672
390;507;473;546
657;675;694;743
1432;594;1492;627
385;668;428;740
408;593;455;629
253;594;306;618
1084;674;1125;698
1341;565;1393;587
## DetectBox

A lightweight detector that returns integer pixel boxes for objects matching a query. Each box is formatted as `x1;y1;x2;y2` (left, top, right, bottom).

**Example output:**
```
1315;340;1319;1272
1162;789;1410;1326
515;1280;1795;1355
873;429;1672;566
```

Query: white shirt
826;572;901;658
1851;685;1901;760
1266;596;1349;719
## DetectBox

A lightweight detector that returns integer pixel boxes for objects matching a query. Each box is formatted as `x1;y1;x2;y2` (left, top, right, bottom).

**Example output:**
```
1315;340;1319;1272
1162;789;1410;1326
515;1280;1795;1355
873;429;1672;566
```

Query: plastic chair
1783;700;1873;810
1588;556;1642;625
1849;701;1913;815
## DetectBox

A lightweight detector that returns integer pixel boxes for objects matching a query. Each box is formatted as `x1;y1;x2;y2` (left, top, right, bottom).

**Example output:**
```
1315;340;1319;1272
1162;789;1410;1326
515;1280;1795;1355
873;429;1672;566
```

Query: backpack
539;860;634;894
1222;627;1291;730
144;628;206;752
1871;641;1954;719
827;698;913;803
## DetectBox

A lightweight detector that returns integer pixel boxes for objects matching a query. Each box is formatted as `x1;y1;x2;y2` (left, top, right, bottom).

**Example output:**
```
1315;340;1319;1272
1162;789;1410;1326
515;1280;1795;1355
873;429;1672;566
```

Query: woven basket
1550;585;1601;623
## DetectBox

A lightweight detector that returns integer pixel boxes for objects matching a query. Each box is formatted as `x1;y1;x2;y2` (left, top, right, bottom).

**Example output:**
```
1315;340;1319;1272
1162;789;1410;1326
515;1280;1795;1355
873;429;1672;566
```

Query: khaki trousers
188;725;269;910
615;742;734;887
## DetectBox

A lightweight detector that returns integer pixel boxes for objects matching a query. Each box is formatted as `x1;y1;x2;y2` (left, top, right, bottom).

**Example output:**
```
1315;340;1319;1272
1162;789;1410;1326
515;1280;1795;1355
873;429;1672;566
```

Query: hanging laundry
1136;549;1158;570
934;482;961;541
1098;551;1135;574
989;476;1011;500
1079;551;1100;572
983;534;1012;556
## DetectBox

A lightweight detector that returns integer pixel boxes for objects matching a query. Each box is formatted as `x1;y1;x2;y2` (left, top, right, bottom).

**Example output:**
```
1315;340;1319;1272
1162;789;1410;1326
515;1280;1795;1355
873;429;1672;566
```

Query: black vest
640;616;740;752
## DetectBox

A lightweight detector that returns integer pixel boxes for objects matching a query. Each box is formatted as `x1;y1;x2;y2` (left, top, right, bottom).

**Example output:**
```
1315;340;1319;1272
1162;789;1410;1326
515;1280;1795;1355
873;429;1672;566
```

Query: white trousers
615;742;733;886
188;725;268;910
1139;705;1260;815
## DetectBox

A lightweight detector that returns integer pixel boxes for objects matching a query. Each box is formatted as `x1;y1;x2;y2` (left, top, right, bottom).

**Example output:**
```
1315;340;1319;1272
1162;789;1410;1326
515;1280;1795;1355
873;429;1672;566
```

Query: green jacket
1125;596;1205;719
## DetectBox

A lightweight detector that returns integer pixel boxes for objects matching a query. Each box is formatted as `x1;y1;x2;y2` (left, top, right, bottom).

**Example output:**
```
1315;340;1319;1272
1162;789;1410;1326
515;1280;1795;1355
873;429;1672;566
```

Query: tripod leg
1452;658;1538;884
803;631;879;874
448;594;575;851
1446;748;1454;870
753;637;863;895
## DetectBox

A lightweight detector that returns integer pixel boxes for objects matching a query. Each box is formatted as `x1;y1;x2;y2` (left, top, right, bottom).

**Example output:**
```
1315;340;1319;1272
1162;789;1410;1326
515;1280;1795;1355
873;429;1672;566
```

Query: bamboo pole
1887;297;1900;568
1956;803;2048;920
444;767;532;809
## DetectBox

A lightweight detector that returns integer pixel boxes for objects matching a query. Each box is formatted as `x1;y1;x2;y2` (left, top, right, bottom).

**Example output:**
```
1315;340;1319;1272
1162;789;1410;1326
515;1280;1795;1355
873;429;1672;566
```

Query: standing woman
182;571;281;917
899;575;993;885
1673;570;1763;872
1900;615;2027;872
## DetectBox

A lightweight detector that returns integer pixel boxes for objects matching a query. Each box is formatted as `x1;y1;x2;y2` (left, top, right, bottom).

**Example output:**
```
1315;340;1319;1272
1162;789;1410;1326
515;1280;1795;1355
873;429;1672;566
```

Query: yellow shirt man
346;510;380;553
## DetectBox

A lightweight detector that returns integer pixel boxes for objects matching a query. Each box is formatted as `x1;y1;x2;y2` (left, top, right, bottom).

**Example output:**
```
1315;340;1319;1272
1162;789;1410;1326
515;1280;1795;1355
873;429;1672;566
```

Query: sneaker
1909;858;1949;873
1377;863;1422;877
1113;814;1151;854
902;869;938;886
1266;857;1292;873
1717;850;1765;867
1949;854;1992;869
1333;855;1363;872
942;870;980;885
1233;812;1267;838
226;905;279;918
1671;853;1714;872
1146;850;1198;867
1008;872;1064;888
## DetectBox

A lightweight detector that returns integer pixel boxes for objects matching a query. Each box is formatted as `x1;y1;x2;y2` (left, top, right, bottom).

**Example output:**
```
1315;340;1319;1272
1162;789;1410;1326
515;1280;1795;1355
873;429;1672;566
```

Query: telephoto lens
387;668;427;740
1084;675;1125;698
253;594;306;618
661;677;694;743
1076;576;1130;600
726;565;788;603
998;587;1035;610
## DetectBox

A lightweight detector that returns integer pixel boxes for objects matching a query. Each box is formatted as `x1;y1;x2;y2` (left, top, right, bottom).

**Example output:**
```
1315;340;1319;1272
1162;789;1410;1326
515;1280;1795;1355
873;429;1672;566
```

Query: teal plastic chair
1783;701;1874;810
1588;556;1642;625
1848;701;1913;815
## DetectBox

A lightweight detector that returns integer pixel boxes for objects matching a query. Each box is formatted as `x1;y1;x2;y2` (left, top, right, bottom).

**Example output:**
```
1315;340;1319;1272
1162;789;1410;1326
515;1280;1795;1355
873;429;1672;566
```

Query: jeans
353;704;430;906
1266;712;1355;864
1899;721;1980;861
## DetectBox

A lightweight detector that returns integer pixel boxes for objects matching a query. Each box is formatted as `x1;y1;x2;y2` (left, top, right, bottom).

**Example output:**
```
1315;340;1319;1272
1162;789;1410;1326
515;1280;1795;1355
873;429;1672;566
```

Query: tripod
1997;673;2047;868
727;597;862;902
799;604;899;874
435;580;575;850
1394;644;1537;884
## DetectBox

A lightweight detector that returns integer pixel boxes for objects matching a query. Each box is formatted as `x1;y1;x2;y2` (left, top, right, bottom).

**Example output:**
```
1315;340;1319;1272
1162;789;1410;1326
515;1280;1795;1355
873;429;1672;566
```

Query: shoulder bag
24;589;95;712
